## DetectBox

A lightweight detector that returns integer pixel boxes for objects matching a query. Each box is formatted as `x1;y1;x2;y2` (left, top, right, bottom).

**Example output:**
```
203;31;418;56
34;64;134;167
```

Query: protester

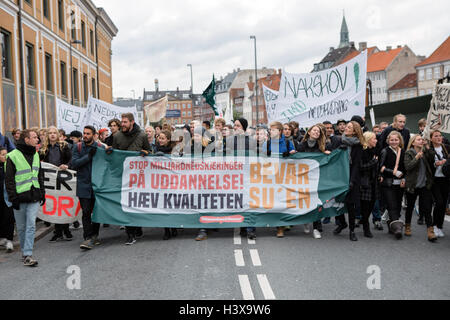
39;126;73;242
72;126;104;250
0;131;15;152
372;125;381;135
404;135;436;241
98;128;109;144
359;132;379;239
323;121;342;151
69;131;83;145
255;126;268;156
296;124;331;239
0;147;15;253
335;120;347;136
418;119;427;135
110;113;151;245
378;114;410;151
379;131;406;239
144;125;156;152
283;123;299;150
5;129;45;266
12;129;21;146
334;121;364;241
379;122;389;133
105;119;121;147
427;130;449;238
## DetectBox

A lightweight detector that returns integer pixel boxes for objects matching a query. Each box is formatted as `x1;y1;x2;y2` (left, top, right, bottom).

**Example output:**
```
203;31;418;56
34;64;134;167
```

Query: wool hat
237;118;249;131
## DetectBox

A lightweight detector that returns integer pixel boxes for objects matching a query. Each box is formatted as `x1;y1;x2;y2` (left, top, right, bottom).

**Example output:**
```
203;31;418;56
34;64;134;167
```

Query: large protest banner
37;163;81;224
91;149;349;228
56;98;87;133
274;51;367;127
423;83;450;138
83;97;138;130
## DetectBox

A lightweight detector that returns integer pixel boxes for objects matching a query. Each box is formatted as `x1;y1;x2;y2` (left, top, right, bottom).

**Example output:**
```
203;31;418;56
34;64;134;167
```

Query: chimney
154;79;159;92
237;68;241;72
350;41;355;48
329;47;335;52
397;45;402;49
386;46;392;51
359;42;367;51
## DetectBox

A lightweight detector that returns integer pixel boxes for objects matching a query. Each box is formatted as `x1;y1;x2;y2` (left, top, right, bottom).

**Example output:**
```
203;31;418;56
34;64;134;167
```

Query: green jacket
112;123;151;152
404;148;434;193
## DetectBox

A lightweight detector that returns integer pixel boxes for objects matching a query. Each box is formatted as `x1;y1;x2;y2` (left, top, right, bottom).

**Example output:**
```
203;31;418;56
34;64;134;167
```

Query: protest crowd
0;112;449;267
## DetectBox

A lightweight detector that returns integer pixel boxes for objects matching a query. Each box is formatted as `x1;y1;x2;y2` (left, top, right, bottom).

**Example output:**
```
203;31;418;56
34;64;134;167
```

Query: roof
416;36;450;67
338;46;378;65
258;73;281;91
319;46;355;64
388;73;417;91
367;47;403;73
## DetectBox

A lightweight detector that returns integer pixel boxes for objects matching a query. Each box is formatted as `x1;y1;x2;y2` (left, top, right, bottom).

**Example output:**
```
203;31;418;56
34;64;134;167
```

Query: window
24;0;32;5
187;104;191;108
43;0;49;19
0;29;12;80
83;73;88;102
60;61;67;97
434;67;440;79
91;78;96;98
187;111;191;116
25;42;35;87
418;69;425;81
72;68;78;100
58;0;64;31
182;104;186;109
81;21;86;48
45;53;53;92
426;68;432;80
90;29;94;55
182;112;186;117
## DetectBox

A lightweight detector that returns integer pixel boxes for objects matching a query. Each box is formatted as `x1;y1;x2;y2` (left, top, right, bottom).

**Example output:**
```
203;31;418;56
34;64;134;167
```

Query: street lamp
187;64;196;120
70;11;81;105
250;35;258;125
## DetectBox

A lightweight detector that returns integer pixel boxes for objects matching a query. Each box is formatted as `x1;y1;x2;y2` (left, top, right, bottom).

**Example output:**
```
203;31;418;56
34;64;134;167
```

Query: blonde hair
270;121;283;132
348;121;365;145
39;126;68;155
407;134;423;150
363;132;376;150
387;131;404;149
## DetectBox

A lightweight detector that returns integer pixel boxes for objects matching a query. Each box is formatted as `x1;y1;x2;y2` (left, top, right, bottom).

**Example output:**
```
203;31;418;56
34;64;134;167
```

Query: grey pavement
0;218;449;300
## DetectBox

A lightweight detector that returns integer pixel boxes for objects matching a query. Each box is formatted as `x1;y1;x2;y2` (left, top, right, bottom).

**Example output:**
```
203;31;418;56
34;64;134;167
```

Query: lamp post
70;11;81;105
187;64;196;120
250;35;258;125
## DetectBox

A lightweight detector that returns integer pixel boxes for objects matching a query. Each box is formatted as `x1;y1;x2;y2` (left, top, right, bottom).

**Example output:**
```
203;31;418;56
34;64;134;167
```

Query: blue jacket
71;142;104;199
263;135;295;156
0;134;15;153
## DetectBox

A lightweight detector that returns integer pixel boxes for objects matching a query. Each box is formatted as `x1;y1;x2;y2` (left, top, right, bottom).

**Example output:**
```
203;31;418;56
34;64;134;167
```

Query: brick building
0;0;117;133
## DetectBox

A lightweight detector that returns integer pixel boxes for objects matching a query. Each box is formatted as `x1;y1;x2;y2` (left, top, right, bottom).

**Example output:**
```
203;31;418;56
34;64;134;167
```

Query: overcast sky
93;0;450;99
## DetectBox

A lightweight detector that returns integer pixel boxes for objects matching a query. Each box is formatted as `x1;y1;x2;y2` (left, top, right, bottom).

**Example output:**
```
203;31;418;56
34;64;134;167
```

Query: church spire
339;12;350;48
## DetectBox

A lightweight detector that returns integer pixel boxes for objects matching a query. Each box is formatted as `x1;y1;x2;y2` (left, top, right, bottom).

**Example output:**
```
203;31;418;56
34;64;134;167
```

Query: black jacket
346;144;363;204
378;126;411;151
39;142;72;168
5;141;45;204
296;140;322;153
379;147;406;187
359;147;379;202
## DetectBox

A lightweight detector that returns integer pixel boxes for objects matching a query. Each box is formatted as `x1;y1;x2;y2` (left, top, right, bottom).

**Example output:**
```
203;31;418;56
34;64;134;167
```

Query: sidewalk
0;220;54;257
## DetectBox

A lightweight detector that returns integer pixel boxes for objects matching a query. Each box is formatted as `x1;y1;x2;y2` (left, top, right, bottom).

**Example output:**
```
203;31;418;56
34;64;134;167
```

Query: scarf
341;136;360;164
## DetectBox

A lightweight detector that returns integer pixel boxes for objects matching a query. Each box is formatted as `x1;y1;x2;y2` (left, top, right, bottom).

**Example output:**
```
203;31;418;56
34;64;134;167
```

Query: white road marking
234;228;241;245
238;275;255;300
249;249;262;267
257;274;276;300
234;249;245;267
247;237;256;245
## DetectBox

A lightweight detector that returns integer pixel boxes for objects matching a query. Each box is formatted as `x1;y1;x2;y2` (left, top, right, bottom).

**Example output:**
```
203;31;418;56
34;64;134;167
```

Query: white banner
274;50;367;127
56;98;87;133
38;163;81;224
424;83;450;138
84;97;138;130
262;84;279;123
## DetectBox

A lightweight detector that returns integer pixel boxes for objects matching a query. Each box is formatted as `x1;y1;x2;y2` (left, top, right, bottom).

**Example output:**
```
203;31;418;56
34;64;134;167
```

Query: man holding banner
72;126;105;250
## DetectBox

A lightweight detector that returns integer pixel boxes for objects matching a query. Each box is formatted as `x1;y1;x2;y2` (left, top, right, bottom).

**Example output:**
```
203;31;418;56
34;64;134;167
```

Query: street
1;217;449;300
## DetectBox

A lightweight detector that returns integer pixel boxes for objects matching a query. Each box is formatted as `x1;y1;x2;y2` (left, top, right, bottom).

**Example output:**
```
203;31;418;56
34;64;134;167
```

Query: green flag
202;75;218;116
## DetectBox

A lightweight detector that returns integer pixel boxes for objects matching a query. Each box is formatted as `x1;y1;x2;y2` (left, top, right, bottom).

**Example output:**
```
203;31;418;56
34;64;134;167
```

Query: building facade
0;0;117;133
416;36;450;96
388;73;417;102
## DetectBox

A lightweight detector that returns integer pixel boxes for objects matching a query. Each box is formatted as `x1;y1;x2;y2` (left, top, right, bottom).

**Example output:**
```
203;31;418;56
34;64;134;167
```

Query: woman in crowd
334;121;364;241
39;126;73;242
427;130;449;238
404;134;436;241
359;132;379;239
283;123;299;150
379;131;406;239
155;130;178;240
144;125;157;153
296;124;330;239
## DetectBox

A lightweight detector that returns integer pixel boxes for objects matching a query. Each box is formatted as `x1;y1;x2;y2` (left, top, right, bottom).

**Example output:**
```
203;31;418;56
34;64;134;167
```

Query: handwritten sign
56;98;87;133
424;83;450;138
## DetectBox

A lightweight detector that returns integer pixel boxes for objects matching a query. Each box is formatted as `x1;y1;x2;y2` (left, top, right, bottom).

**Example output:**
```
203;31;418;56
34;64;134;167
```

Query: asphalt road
1;217;449;300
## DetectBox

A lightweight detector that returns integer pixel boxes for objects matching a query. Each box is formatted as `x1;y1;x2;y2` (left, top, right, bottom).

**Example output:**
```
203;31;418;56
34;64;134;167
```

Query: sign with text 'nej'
91;149;349;228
